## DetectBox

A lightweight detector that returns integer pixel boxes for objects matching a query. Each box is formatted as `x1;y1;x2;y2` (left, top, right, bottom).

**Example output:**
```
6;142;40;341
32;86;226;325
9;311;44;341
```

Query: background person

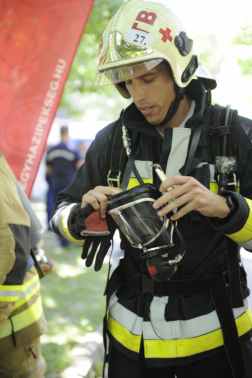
46;125;83;246
50;1;252;377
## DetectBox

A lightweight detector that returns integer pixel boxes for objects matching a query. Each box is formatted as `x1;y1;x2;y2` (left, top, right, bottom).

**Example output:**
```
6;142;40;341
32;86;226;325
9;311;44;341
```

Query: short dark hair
160;60;174;79
60;126;69;136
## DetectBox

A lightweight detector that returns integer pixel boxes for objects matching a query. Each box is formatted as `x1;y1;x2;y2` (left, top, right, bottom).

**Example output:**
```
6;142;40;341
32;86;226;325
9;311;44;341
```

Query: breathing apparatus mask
107;166;186;282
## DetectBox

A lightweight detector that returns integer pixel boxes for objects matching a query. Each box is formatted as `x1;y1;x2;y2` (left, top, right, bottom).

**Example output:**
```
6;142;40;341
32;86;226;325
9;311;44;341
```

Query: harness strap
102;263;124;378
184;122;203;176
226;238;244;308
107;111;126;187
210;104;238;159
122;263;217;296
210;274;246;378
121;132;142;190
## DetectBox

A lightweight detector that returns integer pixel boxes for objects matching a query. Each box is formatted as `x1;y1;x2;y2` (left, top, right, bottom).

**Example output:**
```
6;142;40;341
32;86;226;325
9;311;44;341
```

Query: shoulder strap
107;112;143;189
210;106;244;310
107;111;127;188
210;104;239;192
210;104;238;158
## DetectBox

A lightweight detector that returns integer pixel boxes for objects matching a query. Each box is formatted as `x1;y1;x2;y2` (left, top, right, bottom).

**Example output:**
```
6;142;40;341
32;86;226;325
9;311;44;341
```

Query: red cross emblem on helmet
159;27;173;43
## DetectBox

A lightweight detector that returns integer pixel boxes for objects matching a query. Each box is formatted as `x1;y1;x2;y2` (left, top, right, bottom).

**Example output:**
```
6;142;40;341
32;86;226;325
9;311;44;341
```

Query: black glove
81;234;112;271
81;215;117;271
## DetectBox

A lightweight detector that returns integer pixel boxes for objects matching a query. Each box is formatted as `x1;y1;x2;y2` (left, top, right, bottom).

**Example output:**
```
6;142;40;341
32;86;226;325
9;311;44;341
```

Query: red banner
0;0;95;197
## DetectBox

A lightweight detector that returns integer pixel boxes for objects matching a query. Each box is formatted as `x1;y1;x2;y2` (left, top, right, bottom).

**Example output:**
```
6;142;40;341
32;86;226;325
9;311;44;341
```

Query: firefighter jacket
0;154;47;356
50;79;252;367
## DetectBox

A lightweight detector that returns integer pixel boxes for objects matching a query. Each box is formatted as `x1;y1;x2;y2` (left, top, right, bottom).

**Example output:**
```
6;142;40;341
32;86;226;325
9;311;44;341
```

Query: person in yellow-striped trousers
0;152;54;378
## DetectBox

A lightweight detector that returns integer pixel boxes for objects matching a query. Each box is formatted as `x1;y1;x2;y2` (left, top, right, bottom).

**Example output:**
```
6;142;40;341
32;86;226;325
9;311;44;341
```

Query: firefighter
0;152;54;377
50;1;252;377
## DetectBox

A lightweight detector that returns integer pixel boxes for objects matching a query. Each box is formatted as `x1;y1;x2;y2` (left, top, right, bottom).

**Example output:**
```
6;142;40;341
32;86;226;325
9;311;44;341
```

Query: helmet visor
95;58;163;86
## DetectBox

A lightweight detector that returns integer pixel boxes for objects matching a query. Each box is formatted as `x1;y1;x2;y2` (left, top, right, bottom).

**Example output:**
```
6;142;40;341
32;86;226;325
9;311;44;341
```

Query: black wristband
217;195;238;224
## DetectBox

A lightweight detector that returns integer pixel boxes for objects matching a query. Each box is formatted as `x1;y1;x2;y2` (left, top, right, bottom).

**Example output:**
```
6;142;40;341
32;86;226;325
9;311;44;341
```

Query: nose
130;81;147;104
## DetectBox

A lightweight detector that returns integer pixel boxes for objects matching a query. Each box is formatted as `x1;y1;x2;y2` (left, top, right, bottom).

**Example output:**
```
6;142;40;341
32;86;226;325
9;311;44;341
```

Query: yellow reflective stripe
0;274;40;307
144;307;252;358
0;284;22;292
209;182;240;195
107;314;141;354
13;285;40;311
0;295;43;339
210;182;218;194
108;306;252;359
61;204;84;245
22;272;39;292
226;198;252;242
13;275;40;311
127;178;153;190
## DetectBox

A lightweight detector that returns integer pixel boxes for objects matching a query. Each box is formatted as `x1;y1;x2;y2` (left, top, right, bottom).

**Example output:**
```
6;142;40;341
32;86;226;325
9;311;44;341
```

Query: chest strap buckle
107;170;121;187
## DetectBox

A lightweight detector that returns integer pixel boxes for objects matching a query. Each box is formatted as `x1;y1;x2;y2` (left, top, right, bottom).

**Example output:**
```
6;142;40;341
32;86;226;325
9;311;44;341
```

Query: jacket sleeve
0;223;17;330
0;156;31;330
50;122;116;245
209;116;252;252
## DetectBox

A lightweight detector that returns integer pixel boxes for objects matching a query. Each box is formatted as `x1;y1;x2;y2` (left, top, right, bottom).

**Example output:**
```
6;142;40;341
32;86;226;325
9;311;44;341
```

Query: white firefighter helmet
94;0;216;99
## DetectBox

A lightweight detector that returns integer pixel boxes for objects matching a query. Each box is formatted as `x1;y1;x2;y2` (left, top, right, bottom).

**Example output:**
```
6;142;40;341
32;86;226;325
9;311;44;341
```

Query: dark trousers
108;339;252;378
47;182;70;246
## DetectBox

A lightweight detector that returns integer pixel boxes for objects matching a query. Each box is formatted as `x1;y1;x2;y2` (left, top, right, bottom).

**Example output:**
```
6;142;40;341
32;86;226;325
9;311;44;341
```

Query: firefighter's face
125;62;175;126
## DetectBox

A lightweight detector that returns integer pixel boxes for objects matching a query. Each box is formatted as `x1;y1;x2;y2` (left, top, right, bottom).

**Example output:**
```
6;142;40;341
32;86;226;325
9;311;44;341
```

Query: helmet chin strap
153;85;185;128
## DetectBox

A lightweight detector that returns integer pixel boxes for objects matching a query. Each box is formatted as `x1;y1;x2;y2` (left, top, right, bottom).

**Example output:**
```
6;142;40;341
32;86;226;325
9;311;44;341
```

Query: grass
39;231;108;377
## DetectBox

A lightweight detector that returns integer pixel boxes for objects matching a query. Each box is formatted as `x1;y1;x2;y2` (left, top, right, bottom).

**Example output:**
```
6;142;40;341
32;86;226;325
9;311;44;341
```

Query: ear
114;82;131;99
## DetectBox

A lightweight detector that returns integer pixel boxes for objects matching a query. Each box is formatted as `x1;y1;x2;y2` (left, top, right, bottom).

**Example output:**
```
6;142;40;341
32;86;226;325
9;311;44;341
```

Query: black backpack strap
107;110;127;188
121;131;142;190
209;105;246;372
210;104;238;158
210;104;239;192
107;112;144;190
226;237;244;308
102;261;124;378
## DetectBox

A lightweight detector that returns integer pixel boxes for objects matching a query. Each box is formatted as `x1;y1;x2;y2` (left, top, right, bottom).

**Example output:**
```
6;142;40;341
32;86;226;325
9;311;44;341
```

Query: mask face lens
109;199;166;247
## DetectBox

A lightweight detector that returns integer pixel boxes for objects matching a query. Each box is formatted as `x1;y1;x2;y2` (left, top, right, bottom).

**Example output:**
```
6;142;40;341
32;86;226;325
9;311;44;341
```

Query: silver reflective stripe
165;128;191;178
109;294;143;336
57;203;84;246
0;290;20;297
237;239;252;250
17;278;39;302
130;160;153;179
47;149;76;161
145;298;249;340
201;162;215;183
109;293;249;340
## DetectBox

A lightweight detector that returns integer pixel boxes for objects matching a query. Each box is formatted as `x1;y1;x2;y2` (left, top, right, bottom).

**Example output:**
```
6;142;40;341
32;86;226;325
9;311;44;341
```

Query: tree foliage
60;0;125;117
233;21;252;76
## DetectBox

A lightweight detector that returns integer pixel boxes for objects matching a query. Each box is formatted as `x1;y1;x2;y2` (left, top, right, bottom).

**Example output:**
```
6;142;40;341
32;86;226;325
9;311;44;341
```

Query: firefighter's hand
81;186;122;218
39;259;55;276
153;176;230;221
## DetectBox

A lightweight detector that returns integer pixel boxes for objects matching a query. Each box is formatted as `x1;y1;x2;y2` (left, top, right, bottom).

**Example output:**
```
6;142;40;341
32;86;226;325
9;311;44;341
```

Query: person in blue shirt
46;126;83;246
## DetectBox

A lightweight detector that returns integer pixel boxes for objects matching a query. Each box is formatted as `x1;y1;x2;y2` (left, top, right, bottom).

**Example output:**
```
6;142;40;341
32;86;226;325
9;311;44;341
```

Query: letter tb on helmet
94;0;216;98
